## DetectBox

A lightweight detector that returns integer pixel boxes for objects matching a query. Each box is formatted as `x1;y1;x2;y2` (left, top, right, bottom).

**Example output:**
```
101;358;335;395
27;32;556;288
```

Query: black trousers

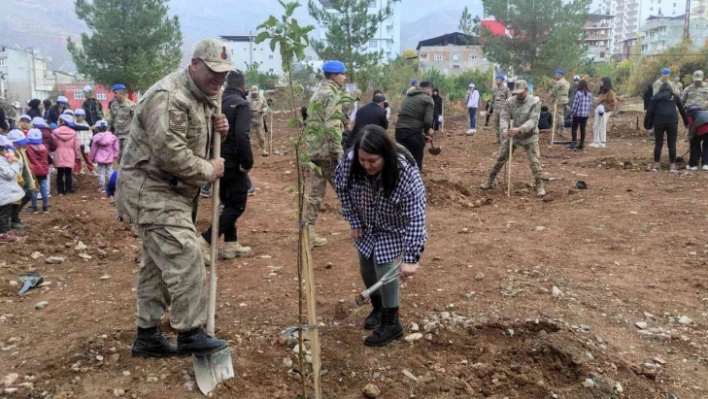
202;172;249;244
689;134;708;167
57;167;73;194
654;124;678;163
0;204;11;234
11;191;31;224
395;128;426;171
571;116;588;144
433;116;441;131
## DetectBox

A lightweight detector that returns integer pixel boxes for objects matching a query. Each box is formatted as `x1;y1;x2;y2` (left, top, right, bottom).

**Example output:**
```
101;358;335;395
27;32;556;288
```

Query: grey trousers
358;251;400;308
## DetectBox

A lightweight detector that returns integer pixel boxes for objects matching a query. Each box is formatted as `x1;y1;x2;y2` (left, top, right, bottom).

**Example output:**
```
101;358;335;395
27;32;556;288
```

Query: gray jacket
0;157;25;206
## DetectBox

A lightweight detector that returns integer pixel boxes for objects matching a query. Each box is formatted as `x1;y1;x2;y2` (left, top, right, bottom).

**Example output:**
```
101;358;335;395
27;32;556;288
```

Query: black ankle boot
364;295;383;330
131;327;179;358
364;307;403;347
177;327;228;356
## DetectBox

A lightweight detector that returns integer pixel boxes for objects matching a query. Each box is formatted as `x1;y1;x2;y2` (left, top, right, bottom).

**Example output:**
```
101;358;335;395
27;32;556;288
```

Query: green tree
244;62;280;90
307;0;391;84
458;6;481;43
481;0;591;81
66;0;183;92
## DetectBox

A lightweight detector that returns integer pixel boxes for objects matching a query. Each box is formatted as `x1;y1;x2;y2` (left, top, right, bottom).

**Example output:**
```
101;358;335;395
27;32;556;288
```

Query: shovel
355;259;403;306
428;133;442;156
194;91;235;396
18;271;43;295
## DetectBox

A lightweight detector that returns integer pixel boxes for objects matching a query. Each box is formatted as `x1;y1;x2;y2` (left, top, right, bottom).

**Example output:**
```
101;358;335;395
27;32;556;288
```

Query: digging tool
355;259;403;306
269;111;274;154
428;133;442;155
549;102;557;148
676;148;690;164
194;91;235;396
507;136;513;197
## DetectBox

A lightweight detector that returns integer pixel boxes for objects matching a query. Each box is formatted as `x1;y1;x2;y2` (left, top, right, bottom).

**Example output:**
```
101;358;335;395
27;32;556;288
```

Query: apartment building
416;33;491;76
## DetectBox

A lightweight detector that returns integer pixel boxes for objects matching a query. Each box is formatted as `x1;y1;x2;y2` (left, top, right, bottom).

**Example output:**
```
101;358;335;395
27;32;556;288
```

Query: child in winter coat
90;120;119;193
0;135;27;243
73;109;95;174
7;129;36;230
51;114;81;195
538;106;554;130
26;128;51;214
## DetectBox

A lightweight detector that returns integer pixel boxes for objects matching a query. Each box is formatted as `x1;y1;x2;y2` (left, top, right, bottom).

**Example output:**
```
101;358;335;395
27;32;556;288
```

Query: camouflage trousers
136;224;207;331
554;104;569;132
305;160;337;226
490;136;543;180
252;124;266;151
493;112;503;142
119;137;128;163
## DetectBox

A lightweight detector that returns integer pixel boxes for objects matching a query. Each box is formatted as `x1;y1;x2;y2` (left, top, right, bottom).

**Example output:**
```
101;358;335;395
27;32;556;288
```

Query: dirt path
1;109;707;399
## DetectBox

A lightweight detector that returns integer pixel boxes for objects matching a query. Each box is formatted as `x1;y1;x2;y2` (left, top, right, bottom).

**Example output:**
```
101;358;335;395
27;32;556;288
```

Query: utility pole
684;0;692;39
249;30;254;68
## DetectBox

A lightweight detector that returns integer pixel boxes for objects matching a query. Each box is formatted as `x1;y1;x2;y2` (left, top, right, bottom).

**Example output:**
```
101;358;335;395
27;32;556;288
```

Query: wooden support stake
270;111;274;154
549;101;557;148
507;136;513;197
301;228;322;399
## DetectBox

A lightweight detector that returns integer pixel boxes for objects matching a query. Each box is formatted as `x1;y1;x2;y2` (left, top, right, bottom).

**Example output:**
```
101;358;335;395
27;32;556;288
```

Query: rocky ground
1;105;707;399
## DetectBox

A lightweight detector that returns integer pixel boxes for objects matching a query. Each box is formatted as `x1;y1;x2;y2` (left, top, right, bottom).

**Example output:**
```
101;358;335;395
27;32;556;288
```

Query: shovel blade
428;147;442;155
193;346;235;395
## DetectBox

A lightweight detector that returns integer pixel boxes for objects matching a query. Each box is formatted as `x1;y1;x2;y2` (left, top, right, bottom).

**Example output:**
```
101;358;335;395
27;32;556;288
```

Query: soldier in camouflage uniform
248;85;269;156
549;69;570;134
492;75;511;143
107;83;136;161
480;80;546;197
305;60;348;248
682;70;708;109
117;39;233;358
653;68;678;95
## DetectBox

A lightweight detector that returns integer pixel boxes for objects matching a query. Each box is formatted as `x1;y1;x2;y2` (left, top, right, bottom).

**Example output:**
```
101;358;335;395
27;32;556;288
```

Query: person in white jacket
464;83;480;135
0;135;26;243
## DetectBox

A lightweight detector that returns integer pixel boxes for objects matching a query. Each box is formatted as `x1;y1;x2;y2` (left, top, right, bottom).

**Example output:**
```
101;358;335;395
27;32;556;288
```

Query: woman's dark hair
43;99;52;109
658;81;674;95
577;79;590;94
349;125;412;197
599;77;614;94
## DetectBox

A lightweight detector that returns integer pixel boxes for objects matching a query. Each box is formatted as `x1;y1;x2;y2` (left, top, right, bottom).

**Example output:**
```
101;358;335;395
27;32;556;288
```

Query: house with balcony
314;0;402;62
416;32;491;76
585;14;615;62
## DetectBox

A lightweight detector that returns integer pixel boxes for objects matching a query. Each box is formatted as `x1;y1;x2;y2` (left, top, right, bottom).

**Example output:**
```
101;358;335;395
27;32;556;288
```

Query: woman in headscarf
590;77;617;149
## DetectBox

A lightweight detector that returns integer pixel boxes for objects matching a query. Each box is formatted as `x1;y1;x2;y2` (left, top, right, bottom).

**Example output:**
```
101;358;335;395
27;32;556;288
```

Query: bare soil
1;106;707;399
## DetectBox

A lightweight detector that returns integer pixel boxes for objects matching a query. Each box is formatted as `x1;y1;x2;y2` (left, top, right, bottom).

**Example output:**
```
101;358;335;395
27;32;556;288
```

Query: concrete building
221;35;284;76
693;0;708;19
639;13;708;54
314;0;402;62
585;14;615;62
416;32;491;76
0;46;56;102
56;83;112;111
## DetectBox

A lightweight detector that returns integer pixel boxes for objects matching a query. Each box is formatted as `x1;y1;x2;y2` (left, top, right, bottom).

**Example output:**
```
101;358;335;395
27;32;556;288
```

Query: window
469;52;478;60
0;57;6;66
452;54;460;61
419;52;427;59
96;93;107;101
434;54;443;61
369;0;376;7
369;40;378;49
453;65;460;69
269;68;274;73
269;54;274;60
74;91;84;100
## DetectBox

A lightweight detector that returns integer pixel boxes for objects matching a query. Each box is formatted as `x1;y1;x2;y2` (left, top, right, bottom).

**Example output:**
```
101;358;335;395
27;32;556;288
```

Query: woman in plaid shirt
568;79;592;150
335;125;427;347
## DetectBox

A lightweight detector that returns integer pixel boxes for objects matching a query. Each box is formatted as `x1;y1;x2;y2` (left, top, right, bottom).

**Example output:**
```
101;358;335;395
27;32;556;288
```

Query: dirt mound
426;178;493;209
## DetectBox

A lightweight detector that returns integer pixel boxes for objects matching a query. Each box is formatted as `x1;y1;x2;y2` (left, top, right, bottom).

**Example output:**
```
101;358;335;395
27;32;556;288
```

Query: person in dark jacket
686;106;708;170
81;85;104;129
345;93;389;150
395;81;434;171
644;82;689;172
42;99;52;120
372;90;391;122
538;106;553;130
26;99;43;119
0;106;8;132
643;85;653;111
198;70;254;262
432;88;443;131
47;96;69;125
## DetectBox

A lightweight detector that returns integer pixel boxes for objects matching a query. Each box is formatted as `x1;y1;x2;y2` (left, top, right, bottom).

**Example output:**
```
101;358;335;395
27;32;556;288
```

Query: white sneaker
600;142;607;148
222;242;252;259
465;129;474;135
703;165;708;171
687;165;698;171
472;129;477;133
589;142;601;148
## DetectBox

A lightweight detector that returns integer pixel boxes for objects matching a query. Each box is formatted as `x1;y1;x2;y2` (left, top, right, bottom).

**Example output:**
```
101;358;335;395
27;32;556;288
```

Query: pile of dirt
426;178;493;209
572;156;652;171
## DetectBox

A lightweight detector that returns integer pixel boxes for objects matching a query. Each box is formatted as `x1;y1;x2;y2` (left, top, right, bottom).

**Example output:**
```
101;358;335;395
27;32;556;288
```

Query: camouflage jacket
550;78;570;105
248;95;269;126
108;99;136;138
117;67;218;229
681;83;708;109
653;78;679;96
307;79;346;163
492;83;511;112
500;95;541;142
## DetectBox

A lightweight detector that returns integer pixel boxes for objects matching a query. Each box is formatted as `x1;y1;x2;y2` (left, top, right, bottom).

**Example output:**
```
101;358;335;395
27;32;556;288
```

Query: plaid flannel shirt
569;91;592;118
335;151;427;264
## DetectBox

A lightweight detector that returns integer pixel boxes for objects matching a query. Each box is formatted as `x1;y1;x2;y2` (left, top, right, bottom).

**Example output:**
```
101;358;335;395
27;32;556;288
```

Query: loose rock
582;378;595;388
362;383;381;398
283;357;293;368
552;286;562;297
34;301;49;310
404;333;423;343
635;321;648;329
402;369;418;382
475;273;484;281
408;322;419;332
2;373;19;387
678;316;692;325
45;257;65;264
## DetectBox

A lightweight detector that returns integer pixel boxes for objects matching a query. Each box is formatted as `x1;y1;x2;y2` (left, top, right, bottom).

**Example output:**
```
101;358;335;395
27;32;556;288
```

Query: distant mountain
2;0;480;71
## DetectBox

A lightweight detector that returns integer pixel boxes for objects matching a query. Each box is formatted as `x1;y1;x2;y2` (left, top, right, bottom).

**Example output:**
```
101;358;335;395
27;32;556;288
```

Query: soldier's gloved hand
212;114;229;136
212;158;225;178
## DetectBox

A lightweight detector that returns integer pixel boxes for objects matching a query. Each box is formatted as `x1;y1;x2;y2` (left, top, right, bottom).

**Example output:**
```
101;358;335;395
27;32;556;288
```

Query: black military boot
364;307;403;347
364;295;383;330
177;327;228;356
131;327;179;358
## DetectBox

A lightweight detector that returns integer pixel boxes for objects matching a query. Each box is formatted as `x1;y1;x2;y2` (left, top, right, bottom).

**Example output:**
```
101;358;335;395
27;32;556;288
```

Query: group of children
0;110;121;243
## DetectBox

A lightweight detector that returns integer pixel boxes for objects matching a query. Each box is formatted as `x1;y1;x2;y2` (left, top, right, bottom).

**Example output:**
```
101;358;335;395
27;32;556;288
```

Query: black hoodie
644;90;688;130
